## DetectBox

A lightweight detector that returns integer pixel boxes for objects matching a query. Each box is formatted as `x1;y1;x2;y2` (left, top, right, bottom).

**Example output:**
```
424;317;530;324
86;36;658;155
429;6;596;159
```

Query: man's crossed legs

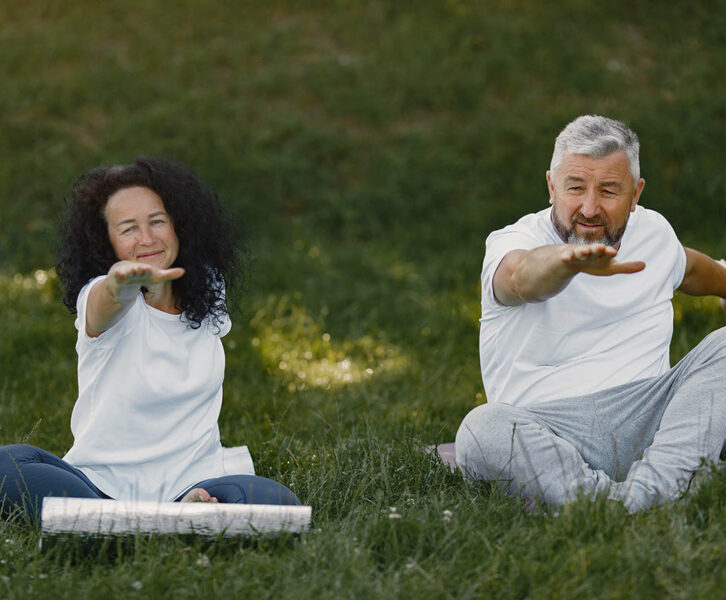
456;327;726;512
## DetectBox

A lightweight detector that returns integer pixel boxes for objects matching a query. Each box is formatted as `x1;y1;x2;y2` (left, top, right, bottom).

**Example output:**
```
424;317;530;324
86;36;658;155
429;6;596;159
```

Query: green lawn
2;1;726;598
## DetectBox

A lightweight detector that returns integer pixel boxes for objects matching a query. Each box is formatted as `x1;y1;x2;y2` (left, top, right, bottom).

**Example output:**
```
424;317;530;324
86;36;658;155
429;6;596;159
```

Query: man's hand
106;261;185;301
494;243;646;306
560;243;646;277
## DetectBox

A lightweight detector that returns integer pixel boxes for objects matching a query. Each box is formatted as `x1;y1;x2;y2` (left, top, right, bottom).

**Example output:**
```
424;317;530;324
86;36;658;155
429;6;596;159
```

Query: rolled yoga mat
41;497;311;537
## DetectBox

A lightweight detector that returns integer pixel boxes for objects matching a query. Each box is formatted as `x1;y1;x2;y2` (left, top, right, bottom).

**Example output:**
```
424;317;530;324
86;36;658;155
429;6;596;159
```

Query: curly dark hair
56;157;244;329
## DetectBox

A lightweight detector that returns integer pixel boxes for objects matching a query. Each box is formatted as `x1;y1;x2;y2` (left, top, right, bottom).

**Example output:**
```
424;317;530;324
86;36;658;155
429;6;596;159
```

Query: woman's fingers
158;267;186;281
104;261;185;305
113;264;185;284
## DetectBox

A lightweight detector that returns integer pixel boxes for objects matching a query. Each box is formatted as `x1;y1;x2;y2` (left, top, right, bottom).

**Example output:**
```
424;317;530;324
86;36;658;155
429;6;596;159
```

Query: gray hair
550;115;641;187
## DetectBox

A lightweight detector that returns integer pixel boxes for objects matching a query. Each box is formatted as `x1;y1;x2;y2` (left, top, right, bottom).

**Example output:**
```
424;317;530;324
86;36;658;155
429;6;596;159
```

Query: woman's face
105;186;180;268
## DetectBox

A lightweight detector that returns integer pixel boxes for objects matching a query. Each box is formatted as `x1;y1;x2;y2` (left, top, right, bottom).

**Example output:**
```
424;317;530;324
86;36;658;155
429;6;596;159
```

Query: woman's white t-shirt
63;276;254;501
479;206;687;408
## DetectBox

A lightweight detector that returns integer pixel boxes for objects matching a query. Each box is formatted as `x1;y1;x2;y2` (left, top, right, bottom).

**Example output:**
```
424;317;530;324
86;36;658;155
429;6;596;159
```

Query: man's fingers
564;247;601;262
561;246;645;276
582;243;615;257
568;244;617;262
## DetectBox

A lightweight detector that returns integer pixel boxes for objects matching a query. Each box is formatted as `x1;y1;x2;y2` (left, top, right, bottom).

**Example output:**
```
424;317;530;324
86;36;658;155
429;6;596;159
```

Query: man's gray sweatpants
455;327;726;512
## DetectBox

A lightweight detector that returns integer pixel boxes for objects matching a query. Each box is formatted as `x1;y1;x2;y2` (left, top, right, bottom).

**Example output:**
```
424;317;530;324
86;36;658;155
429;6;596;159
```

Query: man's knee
455;403;525;480
699;326;726;357
682;326;726;372
711;325;726;347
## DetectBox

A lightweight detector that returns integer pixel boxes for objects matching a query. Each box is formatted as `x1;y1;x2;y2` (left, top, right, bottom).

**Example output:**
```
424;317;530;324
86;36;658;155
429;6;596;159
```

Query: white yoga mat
41;497;311;537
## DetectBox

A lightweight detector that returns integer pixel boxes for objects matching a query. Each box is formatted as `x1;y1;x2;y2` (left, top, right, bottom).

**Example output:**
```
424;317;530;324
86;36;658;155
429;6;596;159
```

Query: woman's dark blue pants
0;444;300;523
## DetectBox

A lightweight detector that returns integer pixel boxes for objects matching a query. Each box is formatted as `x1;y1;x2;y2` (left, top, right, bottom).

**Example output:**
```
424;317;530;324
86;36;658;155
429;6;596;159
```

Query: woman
0;157;299;521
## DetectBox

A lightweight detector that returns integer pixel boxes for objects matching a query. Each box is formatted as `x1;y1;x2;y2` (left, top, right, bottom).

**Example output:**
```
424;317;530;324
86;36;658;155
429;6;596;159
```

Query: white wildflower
388;506;402;520
196;554;211;567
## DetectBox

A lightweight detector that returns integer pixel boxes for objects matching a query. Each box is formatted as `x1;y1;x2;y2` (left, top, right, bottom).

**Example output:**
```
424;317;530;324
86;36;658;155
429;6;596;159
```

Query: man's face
547;150;645;247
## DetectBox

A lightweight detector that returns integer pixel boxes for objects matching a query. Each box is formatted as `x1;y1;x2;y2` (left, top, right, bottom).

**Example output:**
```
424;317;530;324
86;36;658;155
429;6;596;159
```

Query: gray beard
566;232;613;246
552;210;627;248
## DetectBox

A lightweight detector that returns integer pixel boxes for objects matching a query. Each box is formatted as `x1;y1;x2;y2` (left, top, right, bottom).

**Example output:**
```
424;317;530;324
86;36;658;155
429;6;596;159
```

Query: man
455;115;726;512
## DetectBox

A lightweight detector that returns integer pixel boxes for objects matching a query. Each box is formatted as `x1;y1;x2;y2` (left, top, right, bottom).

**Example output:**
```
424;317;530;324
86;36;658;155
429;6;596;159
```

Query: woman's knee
248;477;300;506
0;444;40;471
198;475;300;506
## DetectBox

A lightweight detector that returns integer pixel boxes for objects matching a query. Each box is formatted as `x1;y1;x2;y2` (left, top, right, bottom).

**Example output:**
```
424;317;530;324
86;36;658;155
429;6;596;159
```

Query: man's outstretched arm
492;243;646;307
678;247;726;311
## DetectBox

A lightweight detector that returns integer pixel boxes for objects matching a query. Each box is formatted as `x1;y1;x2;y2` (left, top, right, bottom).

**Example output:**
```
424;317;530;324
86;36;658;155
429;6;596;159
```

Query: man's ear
546;170;555;205
631;178;645;211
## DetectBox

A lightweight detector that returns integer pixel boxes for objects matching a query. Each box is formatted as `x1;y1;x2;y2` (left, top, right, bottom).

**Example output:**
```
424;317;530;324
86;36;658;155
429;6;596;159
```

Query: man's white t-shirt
63;276;254;501
479;205;687;408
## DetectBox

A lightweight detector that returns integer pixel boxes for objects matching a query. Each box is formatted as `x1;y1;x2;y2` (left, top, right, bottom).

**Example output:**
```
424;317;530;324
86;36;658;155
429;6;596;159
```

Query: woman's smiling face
104;186;180;268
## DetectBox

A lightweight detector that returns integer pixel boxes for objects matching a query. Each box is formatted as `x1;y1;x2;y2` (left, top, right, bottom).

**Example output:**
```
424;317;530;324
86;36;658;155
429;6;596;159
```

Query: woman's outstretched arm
85;261;185;337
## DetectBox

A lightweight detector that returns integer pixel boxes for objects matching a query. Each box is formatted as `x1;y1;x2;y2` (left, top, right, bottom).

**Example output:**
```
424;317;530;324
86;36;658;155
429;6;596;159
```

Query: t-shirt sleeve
652;213;687;291
671;238;686;290
481;226;542;311
672;243;687;291
216;312;232;338
75;275;140;347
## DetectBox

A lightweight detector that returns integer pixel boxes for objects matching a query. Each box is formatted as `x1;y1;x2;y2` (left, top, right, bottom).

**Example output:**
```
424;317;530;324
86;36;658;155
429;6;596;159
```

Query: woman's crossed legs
0;444;299;523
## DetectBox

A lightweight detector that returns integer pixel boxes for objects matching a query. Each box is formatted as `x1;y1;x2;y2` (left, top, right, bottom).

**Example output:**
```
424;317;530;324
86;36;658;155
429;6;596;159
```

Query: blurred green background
3;1;725;272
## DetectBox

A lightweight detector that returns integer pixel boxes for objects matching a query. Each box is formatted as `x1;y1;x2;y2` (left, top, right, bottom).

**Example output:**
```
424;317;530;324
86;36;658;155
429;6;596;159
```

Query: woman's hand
86;261;185;337
106;261;185;301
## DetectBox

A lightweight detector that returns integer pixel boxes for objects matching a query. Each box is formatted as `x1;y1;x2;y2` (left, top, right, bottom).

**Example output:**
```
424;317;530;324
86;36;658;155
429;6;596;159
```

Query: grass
1;0;726;597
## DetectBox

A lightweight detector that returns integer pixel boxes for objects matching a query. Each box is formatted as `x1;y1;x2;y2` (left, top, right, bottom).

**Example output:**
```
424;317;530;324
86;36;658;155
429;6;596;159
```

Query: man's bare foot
181;487;219;503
